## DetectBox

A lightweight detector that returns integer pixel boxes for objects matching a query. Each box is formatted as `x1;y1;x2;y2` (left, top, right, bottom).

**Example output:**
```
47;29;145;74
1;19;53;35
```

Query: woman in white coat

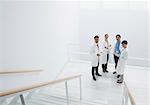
90;35;102;81
116;40;128;84
101;34;112;73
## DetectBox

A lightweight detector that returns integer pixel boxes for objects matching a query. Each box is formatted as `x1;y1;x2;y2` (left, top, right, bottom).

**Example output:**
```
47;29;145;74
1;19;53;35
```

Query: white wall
0;1;149;77
0;1;79;79
77;1;150;67
0;3;3;68
148;1;150;67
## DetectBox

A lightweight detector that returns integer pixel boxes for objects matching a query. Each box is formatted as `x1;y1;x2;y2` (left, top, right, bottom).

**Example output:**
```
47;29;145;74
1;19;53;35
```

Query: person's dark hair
116;34;121;38
105;34;108;36
94;35;99;39
122;40;128;45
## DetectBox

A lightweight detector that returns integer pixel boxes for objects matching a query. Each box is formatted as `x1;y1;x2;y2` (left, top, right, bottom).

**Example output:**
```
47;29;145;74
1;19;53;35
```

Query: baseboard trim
69;51;150;67
127;57;150;67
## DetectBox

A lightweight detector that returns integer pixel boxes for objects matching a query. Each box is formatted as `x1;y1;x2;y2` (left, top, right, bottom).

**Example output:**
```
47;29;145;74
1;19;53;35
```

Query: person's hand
105;47;108;49
97;54;100;56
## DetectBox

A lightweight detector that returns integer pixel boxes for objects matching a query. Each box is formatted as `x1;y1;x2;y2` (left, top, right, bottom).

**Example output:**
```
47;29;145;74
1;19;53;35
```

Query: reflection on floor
7;61;149;105
13;61;124;105
57;61;124;105
57;61;150;105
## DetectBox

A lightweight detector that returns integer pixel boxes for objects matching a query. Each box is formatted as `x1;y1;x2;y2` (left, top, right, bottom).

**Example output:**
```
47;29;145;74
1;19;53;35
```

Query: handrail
0;74;81;97
0;69;43;74
124;82;136;105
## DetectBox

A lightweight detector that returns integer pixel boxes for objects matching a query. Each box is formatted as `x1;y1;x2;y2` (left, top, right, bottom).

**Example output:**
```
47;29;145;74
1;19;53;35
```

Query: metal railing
0;69;43;74
0;74;82;105
122;82;136;105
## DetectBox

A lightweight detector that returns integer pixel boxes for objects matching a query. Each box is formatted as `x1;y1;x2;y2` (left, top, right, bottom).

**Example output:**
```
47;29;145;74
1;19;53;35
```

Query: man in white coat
90;35;102;81
116;40;128;84
101;34;112;73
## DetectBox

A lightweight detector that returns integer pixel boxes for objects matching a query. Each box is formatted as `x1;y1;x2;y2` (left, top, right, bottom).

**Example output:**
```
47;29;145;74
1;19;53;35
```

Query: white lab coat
90;43;102;67
116;48;128;75
100;40;113;64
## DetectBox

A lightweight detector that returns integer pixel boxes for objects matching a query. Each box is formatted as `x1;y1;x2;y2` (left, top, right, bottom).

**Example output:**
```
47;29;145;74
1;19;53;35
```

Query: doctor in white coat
116;40;128;84
101;34;112;73
90;35;102;81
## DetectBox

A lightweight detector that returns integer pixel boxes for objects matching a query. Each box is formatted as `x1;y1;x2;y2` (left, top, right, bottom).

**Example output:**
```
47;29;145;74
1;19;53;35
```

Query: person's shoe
96;73;102;76
117;75;120;78
113;71;117;74
105;70;108;73
93;77;96;81
117;80;123;84
117;79;120;82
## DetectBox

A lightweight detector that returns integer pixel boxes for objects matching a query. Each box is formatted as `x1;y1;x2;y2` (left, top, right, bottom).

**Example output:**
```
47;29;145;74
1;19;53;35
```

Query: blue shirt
115;41;121;54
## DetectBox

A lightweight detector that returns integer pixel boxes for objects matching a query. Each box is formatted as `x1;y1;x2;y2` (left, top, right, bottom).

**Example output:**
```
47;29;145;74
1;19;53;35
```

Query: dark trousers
114;54;119;69
92;62;99;78
102;54;109;72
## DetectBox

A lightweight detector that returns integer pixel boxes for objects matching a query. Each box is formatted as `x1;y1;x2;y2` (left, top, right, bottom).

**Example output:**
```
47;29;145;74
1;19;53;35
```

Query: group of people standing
90;34;128;84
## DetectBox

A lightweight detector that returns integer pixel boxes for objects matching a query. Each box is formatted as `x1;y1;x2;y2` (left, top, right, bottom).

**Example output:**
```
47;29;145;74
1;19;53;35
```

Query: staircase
0;62;135;105
8;82;107;105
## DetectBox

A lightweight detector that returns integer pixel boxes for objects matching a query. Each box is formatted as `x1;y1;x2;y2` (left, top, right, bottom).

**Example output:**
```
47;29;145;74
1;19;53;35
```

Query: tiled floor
58;61;125;105
1;60;149;105
58;61;150;105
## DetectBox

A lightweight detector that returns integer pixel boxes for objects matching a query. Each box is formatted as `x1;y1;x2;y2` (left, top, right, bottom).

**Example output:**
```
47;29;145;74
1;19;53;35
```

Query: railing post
65;81;69;105
79;76;82;100
122;83;129;105
20;94;26;105
125;89;129;105
122;84;126;105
